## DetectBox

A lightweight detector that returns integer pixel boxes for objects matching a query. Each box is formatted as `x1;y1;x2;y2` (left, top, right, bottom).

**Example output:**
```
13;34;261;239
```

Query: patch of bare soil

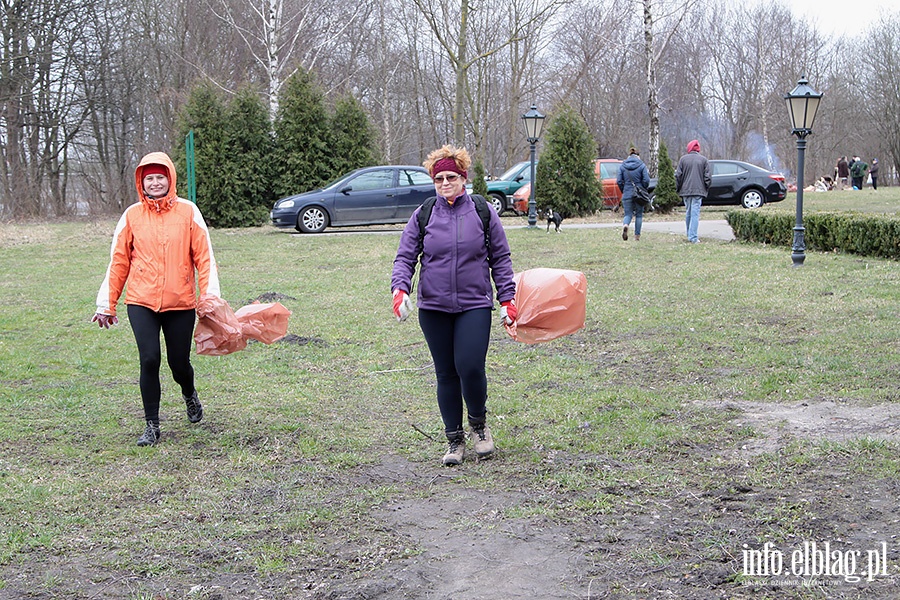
717;400;900;456
314;400;900;599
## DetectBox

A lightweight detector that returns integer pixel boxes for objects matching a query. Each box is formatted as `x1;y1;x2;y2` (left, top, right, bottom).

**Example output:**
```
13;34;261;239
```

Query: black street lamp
521;104;545;228
784;76;823;267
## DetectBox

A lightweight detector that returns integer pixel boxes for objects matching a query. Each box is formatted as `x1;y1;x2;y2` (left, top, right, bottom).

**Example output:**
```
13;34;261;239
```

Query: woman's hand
91;313;118;329
392;289;413;322
500;301;517;325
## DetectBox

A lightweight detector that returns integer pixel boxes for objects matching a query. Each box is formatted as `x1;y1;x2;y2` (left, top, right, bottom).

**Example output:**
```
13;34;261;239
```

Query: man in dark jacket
850;156;868;190
836;156;850;190
675;139;711;243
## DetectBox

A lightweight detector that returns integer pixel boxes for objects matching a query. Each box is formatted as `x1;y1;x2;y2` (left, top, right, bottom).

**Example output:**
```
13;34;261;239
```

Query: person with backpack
616;145;651;241
391;145;516;466
850;156;868;190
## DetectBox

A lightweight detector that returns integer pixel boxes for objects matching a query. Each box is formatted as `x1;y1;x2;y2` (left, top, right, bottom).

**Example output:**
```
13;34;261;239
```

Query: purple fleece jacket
391;193;515;312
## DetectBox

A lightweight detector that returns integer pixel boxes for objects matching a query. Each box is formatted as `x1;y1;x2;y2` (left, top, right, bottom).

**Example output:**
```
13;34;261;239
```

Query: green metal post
186;130;196;203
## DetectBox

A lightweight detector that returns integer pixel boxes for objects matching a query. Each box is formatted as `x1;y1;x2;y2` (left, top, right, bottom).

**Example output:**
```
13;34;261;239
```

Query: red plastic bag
505;268;587;344
235;302;291;344
194;295;247;356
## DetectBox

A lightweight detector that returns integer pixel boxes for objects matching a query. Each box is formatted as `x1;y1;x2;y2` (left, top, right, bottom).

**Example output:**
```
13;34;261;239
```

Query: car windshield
497;162;529;181
321;170;364;190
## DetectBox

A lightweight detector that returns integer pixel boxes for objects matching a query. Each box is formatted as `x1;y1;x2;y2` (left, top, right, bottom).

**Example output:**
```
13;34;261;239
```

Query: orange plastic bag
195;295;247;356
194;296;292;355
235;302;291;344
505;268;587;344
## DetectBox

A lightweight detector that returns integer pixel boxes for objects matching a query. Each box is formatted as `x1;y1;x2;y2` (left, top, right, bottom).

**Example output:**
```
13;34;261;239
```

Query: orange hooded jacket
95;152;220;317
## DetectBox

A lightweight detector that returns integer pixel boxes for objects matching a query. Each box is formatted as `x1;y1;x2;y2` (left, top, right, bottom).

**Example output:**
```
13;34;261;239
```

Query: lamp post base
791;225;806;267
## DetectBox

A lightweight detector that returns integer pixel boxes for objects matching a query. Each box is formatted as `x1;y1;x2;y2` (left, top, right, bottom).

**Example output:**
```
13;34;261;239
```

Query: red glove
500;301;517;325
91;313;119;329
392;289;413;322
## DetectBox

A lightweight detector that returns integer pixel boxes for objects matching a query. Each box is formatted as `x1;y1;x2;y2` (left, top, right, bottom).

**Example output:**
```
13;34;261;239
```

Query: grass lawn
0;193;898;599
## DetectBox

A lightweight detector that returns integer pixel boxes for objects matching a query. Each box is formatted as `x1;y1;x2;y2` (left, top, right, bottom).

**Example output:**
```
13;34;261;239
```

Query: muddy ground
5;399;897;600
311;399;900;600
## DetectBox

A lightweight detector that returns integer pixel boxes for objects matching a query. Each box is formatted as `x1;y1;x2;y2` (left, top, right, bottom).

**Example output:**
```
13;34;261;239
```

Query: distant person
616;145;651;241
836;156;849;190
675;139;711;244
869;158;879;190
391;145;516;466
92;152;220;447
850;156;868;190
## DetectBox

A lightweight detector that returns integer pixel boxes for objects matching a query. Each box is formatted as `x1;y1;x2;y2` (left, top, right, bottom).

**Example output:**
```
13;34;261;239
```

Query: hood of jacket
622;155;644;171
687;139;701;153
135;152;178;213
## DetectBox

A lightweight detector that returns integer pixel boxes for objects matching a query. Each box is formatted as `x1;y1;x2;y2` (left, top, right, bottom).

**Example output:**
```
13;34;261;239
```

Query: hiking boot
622;226;628;241
442;430;466;466
184;391;203;423
470;423;495;458
137;420;160;447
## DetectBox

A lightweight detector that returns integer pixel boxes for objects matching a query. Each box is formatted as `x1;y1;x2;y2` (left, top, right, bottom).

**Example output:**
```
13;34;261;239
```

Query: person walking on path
675;139;711;244
92;152;220;447
869;158;879;190
616;145;651;241
391;145;517;466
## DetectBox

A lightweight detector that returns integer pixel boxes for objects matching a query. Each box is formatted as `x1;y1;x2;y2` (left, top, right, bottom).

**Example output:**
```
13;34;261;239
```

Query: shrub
726;210;900;259
535;105;600;218
654;140;679;213
471;160;488;197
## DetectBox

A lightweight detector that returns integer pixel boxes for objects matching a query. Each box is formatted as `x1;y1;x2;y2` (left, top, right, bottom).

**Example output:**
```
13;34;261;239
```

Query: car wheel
740;189;764;209
296;206;329;233
488;193;506;215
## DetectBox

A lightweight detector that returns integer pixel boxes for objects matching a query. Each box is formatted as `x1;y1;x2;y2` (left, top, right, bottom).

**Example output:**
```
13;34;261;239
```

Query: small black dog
544;209;563;233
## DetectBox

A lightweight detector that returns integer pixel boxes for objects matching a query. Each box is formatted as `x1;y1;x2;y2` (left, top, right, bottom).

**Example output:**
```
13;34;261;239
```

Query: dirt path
315;399;900;600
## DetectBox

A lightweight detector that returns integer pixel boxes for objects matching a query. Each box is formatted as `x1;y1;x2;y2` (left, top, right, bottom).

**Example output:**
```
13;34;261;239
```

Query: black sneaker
137;420;160;446
184;391;203;423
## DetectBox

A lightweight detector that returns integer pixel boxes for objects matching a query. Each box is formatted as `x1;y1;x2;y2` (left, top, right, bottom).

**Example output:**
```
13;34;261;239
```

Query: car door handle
385;193;395;197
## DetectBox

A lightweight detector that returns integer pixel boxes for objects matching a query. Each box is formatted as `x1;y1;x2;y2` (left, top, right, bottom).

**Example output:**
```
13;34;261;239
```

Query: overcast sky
785;0;895;37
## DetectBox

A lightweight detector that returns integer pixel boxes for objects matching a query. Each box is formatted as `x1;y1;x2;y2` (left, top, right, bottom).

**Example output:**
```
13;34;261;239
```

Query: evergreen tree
471;160;488;197
654;140;679;213
174;83;227;216
330;95;380;175
535;105;600;218
213;87;274;227
273;70;333;198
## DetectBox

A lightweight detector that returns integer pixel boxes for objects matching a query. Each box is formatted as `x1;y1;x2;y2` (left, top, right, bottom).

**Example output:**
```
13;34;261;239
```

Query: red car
512;159;623;214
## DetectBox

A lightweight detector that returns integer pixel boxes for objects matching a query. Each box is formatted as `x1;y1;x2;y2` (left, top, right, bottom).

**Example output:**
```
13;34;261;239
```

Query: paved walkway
556;219;735;241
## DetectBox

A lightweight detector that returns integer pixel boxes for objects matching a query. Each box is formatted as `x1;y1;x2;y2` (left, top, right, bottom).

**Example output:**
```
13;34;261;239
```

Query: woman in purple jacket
391;145;517;466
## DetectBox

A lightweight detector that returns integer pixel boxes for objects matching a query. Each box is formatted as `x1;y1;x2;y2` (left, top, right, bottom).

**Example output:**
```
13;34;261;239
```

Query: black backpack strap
415;196;437;258
470;194;493;261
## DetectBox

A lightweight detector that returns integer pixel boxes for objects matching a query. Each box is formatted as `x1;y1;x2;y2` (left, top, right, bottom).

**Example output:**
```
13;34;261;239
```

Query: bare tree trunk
643;0;659;176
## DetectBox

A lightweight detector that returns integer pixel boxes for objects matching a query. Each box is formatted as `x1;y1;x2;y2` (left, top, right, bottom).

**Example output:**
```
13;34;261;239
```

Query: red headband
431;157;466;179
142;164;168;178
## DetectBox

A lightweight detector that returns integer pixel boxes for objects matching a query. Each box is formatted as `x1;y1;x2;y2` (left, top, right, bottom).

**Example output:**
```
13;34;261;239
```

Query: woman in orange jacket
92;152;221;446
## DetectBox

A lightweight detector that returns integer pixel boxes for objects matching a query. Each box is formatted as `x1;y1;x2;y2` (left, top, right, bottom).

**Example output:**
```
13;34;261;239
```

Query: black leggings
127;305;196;421
418;308;492;435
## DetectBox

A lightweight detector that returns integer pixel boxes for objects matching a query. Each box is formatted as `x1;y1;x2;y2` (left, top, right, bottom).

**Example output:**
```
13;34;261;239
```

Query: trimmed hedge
726;210;900;260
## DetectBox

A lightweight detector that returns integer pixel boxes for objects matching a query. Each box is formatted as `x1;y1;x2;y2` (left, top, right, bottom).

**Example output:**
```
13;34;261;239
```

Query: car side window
348;170;394;191
400;170;432;187
599;163;619;179
713;163;739;176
